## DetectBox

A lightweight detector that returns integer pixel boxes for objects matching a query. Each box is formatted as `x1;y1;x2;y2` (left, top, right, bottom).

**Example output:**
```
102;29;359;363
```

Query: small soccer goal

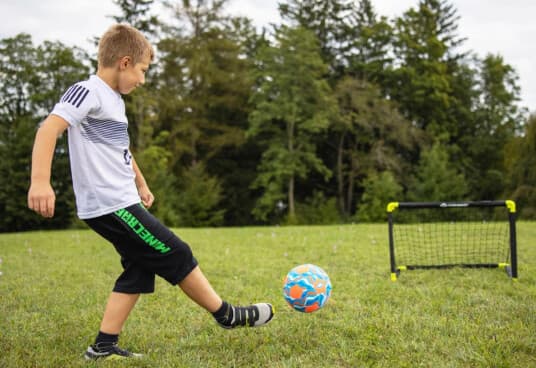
387;200;518;281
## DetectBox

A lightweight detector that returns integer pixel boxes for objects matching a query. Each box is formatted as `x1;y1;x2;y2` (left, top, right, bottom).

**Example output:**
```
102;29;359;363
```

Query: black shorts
84;204;198;294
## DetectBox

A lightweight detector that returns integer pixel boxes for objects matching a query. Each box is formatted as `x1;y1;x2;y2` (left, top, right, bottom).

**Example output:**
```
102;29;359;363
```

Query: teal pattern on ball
283;264;332;313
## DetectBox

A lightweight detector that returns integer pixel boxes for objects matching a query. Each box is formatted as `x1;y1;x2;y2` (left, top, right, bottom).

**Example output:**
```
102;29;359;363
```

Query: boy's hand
28;182;56;218
138;185;154;208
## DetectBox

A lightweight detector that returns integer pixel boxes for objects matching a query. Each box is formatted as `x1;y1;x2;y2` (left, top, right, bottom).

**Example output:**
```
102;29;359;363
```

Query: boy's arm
132;157;154;208
28;115;69;218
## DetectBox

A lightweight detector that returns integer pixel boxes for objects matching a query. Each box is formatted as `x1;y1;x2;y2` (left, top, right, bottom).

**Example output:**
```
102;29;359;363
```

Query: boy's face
118;52;151;95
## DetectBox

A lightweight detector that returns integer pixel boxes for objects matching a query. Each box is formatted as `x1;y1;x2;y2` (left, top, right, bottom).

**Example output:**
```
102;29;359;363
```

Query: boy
27;24;274;360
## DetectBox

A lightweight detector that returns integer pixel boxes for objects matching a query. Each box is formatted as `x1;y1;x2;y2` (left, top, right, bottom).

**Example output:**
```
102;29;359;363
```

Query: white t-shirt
51;75;140;219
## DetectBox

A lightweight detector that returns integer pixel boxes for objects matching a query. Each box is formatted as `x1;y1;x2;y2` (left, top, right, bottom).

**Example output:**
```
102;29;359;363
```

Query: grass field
1;223;535;367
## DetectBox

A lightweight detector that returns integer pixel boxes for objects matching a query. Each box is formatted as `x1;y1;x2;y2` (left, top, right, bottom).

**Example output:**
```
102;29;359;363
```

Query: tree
504;115;536;218
156;0;256;224
248;26;335;222
0;34;36;119
157;0;252;166
408;142;468;201
389;0;466;136
345;0;394;84
294;191;341;224
463;54;526;200
111;0;160;36
356;171;402;222
135;132;180;226
332;77;420;217
1;36;47;231
0;35;89;232
278;0;394;84
175;162;225;227
278;0;354;74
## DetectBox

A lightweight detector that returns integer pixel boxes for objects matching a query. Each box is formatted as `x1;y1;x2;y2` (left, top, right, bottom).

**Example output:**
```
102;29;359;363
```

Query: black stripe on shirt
60;84;90;108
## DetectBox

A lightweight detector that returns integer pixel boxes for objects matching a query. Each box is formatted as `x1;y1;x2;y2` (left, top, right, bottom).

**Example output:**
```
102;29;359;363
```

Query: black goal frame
387;200;518;281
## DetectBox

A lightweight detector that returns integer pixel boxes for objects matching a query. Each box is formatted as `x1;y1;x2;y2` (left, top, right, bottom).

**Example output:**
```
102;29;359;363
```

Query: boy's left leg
84;211;157;360
177;266;222;312
101;204;274;329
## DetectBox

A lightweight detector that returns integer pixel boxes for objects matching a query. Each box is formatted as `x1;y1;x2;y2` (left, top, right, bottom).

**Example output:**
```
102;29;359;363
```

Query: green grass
1;223;535;367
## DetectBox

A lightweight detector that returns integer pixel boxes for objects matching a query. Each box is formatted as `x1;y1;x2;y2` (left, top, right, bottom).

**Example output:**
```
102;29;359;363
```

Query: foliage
175;162;225;227
0;0;532;231
136;132;181;226
111;0;160;36
345;0;394;84
504;115;536;218
278;0;355;74
157;0;250;167
331;77;421;217
408;142;468;201
356;171;403;222
293;191;342;225
0;35;89;232
389;0;465;136
463;54;526;200
248;25;335;222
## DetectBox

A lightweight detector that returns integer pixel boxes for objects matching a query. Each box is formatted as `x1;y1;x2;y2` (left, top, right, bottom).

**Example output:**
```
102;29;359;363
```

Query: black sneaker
84;343;143;360
216;303;274;329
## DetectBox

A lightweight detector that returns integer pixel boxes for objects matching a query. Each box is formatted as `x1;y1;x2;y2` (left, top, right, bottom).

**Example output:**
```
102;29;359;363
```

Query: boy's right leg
100;292;140;335
178;266;274;328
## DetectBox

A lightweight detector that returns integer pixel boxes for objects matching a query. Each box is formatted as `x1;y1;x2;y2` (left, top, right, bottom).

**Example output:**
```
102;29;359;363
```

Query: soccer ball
283;264;332;313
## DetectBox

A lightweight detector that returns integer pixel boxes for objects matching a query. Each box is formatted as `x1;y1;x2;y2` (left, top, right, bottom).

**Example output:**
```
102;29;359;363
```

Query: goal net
387;201;518;280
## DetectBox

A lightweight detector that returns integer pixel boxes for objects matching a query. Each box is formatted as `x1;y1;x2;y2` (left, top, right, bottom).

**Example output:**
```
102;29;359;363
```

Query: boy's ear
118;56;132;70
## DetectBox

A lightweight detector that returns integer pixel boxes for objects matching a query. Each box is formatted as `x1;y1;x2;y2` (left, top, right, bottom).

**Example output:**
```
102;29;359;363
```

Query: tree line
1;0;534;232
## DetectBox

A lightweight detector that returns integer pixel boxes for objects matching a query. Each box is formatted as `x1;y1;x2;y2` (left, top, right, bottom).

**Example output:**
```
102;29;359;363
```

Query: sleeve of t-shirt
50;82;98;127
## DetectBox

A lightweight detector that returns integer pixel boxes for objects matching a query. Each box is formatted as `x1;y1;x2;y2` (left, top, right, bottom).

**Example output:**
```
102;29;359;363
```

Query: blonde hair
98;24;154;68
